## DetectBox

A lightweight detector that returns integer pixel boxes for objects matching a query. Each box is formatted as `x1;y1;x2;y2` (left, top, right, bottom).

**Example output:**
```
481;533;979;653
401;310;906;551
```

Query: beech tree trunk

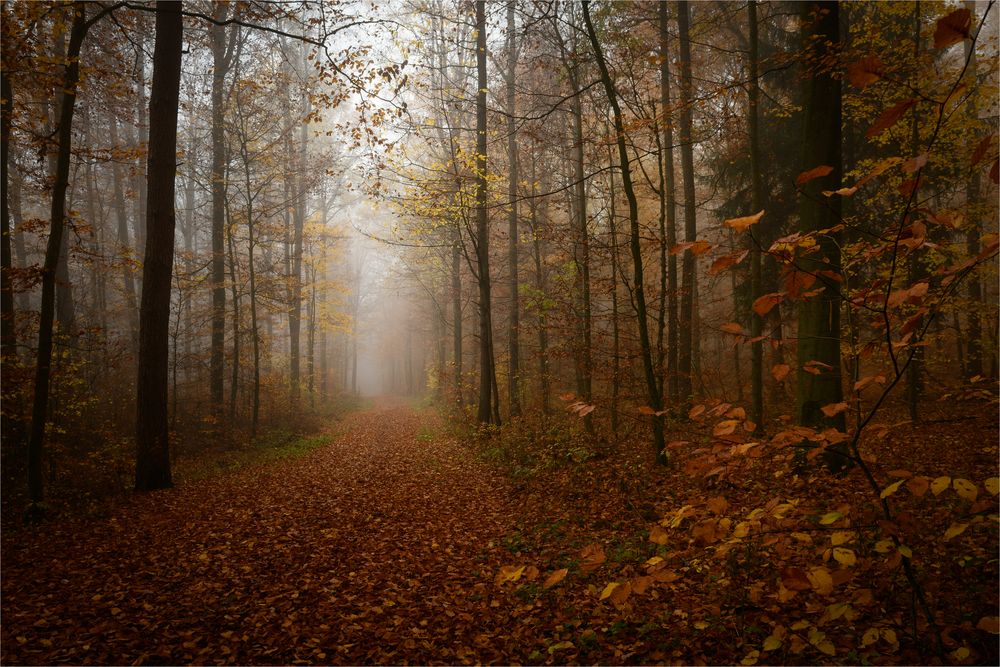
135;0;183;491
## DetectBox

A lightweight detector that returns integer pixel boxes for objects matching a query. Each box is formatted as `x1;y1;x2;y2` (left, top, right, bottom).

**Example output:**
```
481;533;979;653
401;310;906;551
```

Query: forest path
1;400;533;665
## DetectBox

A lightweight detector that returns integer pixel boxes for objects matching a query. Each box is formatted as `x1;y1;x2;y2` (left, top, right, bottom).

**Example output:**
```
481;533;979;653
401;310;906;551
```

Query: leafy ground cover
1;397;996;665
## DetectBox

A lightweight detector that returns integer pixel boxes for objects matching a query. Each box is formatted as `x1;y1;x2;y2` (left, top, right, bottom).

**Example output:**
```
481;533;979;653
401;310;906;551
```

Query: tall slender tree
583;0;666;464
135;0;183;491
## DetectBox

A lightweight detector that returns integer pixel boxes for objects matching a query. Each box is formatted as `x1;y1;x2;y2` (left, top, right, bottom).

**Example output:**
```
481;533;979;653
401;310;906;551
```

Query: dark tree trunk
1;56;18;448
27;2;90;511
474;0;495;425
748;0;764;432
583;0;666;464
796;1;847;471
135;0;183;491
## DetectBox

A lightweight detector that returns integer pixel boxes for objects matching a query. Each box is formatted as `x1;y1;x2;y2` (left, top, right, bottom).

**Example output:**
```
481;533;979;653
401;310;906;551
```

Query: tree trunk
110;119;140;352
474;0;495;425
676;0;697;405
451;225;462;404
748;0;764;432
209;3;232;413
135;0;183;492
659;2;679;405
26;2;91;512
796;0;847;471
1;55;18;448
506;1;521;418
583;0;666;464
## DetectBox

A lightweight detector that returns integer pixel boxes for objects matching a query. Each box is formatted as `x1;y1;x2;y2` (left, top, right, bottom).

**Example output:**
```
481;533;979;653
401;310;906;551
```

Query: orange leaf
781;566;811;591
907;476;930;497
752;293;783;316
976;616;1000;635
784;267;817;299
867;99;916;139
638;405;657;415
847;56;883;88
820;402;848;417
579;543;606;573
649;525;669;545
933;7;971;49
691;240;713;256
688;404;706;420
720;322;744;335
771;364;791;382
709;250;749;276
796;165;834;186
724;210;765;231
713;419;739;437
543;568;568;589
902;153;928;174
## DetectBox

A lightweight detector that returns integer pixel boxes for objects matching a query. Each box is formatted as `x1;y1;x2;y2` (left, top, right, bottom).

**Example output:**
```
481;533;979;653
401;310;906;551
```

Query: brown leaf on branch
796;164;834;186
866;99;916;139
847;56;883;88
933;7;971;49
752;292;783;316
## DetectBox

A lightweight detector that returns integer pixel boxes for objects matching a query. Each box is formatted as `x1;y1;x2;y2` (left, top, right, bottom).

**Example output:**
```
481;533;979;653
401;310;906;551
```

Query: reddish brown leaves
847;56;883;88
579;543;606;573
867;99;916;139
933;8;971;49
796;164;834;186
752;292;783;316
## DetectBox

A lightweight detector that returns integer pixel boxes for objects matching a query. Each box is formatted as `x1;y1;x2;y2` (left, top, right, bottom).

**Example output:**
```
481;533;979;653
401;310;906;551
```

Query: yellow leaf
874;539;893;553
542;568;568;589
693;621;709;630
741;649;759;666
599;582;619;600
833;547;857;566
931;476;951;495
763;636;782;651
976;616;1000;634
831;531;854;546
984;477;999;495
951;647;970;661
645;556;664;567
807;567;835;594
943;523;969;541
548;640;574;654
817;640;836;656
881;628;898;644
861;627;879;647
819;511;843;525
953;478;978;501
649;525;669;545
791;620;810;631
897;544;913;559
880;479;905;499
495;565;526;585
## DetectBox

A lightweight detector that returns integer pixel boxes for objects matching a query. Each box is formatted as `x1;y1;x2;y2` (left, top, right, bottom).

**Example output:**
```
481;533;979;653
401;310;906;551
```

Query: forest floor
1;397;997;665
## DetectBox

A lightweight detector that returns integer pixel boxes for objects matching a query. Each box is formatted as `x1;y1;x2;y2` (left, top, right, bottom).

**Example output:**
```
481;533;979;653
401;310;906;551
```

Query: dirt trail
1;401;531;665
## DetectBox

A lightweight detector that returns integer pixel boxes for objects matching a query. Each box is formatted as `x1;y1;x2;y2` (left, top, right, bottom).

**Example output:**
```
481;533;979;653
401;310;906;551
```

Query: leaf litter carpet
2;401;535;665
